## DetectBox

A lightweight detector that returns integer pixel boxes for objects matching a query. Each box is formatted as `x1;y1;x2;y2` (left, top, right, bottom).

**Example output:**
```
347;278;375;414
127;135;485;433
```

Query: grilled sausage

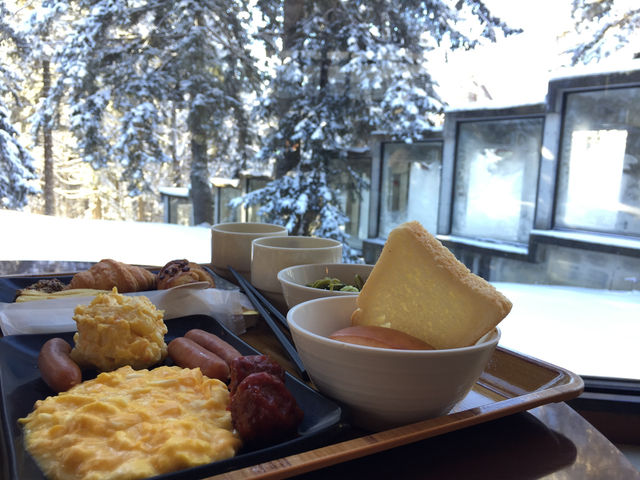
168;337;229;381
38;338;82;393
184;329;242;365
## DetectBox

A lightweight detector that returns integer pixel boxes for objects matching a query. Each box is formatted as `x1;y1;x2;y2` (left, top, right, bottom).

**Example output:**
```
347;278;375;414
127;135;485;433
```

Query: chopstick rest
232;275;289;332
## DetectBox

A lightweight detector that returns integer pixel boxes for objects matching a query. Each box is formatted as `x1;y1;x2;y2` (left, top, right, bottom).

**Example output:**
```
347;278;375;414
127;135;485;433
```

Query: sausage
168;337;229;381
38;338;82;393
329;325;434;350
184;329;242;365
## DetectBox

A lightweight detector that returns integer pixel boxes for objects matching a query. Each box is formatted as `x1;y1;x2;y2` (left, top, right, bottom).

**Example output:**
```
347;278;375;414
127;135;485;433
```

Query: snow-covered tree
238;0;518;256
0;0;39;209
35;0;261;224
25;0;68;215
569;0;640;65
0;100;39;209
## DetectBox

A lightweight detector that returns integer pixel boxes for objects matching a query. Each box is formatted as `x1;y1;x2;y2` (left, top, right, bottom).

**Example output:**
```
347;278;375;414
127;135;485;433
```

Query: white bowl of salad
277;263;373;309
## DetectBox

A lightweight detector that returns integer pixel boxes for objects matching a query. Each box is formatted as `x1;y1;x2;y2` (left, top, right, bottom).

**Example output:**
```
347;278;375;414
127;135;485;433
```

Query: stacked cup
211;222;343;310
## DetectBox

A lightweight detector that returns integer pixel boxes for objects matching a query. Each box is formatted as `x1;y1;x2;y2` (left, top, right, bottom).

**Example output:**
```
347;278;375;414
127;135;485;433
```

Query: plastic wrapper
0;283;254;336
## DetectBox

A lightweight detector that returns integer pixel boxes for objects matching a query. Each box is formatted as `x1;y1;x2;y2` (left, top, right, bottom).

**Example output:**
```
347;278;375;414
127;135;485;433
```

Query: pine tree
239;0;518;257
34;0;261;224
569;1;640;65
0;0;39;209
25;0;67;215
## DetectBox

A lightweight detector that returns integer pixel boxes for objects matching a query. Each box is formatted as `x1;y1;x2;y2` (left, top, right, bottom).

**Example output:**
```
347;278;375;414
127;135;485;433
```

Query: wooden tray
0;270;584;479
205;346;584;479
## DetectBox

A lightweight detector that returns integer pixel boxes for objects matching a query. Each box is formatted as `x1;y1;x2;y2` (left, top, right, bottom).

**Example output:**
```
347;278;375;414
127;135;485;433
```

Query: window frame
377;139;445;238
329;148;373;250
439;104;546;257
363;75;640;416
367;132;444;240
535;69;640;256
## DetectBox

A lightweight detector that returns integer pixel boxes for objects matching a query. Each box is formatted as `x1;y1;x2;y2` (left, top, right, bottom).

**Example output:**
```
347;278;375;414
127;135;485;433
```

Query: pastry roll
157;259;215;289
69;259;156;293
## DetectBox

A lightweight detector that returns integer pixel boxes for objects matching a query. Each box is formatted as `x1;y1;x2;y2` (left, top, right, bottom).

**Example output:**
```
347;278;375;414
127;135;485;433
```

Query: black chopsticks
228;266;309;382
234;274;290;332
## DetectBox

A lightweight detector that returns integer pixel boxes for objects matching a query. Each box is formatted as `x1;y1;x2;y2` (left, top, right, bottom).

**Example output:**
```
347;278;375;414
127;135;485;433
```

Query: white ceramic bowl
287;295;500;431
211;222;288;281
277;263;374;309
251;236;343;309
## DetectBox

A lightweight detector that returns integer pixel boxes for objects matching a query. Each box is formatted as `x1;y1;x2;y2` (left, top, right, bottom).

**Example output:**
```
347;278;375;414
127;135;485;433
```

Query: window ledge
364;229;640;263
437;235;529;259
530;229;640;258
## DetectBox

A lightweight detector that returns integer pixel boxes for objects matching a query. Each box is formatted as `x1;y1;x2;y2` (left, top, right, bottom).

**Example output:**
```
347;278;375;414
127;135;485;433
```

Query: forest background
1;0;639;254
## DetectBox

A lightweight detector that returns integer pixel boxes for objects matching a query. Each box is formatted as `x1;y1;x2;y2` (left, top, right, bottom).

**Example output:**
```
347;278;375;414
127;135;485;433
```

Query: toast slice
351;221;512;349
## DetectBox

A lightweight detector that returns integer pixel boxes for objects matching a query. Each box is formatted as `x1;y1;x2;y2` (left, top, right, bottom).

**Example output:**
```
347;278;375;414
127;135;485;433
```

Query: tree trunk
170;102;181;184
275;0;305;179
283;0;304;50
42;59;55;216
189;121;214;225
188;11;213;225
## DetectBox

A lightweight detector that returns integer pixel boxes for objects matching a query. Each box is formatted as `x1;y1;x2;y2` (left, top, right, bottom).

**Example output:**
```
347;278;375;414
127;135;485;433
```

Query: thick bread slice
351;221;512;349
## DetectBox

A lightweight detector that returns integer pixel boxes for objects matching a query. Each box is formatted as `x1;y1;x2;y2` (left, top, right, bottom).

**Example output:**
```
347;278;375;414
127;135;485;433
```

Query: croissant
69;259;156;293
156;259;215;290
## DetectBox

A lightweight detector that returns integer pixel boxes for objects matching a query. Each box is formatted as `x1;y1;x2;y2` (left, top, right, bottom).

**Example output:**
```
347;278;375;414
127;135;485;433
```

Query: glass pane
379;142;442;237
330;156;371;248
245;178;269;222
452;118;543;244
219;187;242;223
168;198;192;226
555;87;640;236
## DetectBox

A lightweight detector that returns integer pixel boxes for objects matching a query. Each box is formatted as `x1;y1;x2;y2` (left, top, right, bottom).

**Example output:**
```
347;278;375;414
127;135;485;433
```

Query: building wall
363;70;640;292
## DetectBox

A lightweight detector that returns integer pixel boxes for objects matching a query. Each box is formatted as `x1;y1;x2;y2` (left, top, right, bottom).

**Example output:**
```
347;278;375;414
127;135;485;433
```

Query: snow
494;282;640;380
0;210;212;266
531;229;640;250
1;210;639;380
2;1;639;379
431;0;640;110
158;186;189;197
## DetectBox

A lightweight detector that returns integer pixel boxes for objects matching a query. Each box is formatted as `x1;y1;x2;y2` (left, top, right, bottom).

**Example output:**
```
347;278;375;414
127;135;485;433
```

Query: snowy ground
1;210;639;380
493;282;640;381
0;210;212;267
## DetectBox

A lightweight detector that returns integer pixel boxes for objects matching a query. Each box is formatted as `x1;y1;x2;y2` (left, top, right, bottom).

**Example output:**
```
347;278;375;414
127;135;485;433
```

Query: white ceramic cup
211;222;288;282
251;236;343;309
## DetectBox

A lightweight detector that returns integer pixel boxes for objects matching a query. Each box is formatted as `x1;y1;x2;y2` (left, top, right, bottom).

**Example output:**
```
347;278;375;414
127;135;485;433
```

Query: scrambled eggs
20;366;241;480
70;288;167;371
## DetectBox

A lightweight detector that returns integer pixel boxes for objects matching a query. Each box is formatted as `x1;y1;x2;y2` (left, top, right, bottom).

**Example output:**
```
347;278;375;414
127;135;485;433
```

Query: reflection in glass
331;154;370;249
218;186;242;223
380;142;442;237
556;88;640;235
452;118;543;244
245;178;269;222
168;197;192;226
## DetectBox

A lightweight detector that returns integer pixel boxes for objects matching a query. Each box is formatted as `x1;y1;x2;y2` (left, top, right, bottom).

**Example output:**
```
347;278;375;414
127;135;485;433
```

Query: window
555;87;640;236
244;177;269;223
217;185;242;223
452;117;543;244
379;142;442;237
331;152;371;249
167;197;192;226
159;187;192;225
212;179;242;224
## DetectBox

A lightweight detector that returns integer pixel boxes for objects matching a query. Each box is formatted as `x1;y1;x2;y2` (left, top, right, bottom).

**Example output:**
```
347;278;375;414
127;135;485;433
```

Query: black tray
0;315;345;480
0;274;79;303
0;267;238;303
